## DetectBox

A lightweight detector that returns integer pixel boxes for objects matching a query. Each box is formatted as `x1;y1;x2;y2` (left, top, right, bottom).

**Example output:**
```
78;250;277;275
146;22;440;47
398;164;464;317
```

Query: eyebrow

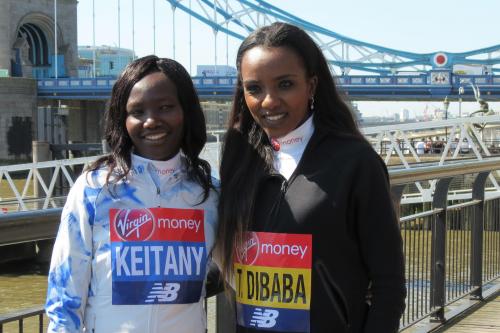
243;74;298;84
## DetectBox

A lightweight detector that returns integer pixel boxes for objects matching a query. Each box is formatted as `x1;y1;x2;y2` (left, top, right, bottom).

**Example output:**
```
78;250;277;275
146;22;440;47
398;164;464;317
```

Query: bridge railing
0;306;45;333
2;117;499;213
390;157;500;330
0;142;222;214
1;157;500;332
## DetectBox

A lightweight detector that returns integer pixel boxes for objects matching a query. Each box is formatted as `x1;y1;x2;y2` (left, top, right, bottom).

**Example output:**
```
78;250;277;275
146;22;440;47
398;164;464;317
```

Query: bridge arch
12;12;65;77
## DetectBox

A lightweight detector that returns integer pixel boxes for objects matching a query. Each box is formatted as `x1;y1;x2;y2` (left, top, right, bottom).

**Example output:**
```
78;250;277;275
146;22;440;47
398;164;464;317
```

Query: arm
352;149;406;333
45;175;96;333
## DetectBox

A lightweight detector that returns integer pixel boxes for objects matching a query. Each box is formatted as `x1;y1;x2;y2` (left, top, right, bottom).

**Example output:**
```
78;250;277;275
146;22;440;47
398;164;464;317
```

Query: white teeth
145;133;167;140
265;114;286;121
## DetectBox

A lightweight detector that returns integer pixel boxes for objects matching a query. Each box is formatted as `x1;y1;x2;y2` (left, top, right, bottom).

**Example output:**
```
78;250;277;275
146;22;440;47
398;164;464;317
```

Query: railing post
470;171;489;299
430;177;452;323
216;290;236;333
390;184;406;219
32;140;51;202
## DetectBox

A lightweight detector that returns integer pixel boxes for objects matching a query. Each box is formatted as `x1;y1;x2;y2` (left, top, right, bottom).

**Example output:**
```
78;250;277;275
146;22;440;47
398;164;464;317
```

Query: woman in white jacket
45;55;218;333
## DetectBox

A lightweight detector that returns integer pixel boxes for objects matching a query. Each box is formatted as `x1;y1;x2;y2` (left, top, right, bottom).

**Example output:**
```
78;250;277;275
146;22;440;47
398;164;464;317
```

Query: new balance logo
145;282;180;303
249;308;279;328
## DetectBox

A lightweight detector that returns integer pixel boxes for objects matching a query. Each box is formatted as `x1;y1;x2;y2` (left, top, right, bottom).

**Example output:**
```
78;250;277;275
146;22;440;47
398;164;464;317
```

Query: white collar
275;115;314;154
131;151;182;176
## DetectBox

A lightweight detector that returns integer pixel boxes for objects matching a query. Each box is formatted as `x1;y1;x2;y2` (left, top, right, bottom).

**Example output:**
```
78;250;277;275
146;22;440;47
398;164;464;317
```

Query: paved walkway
440;294;500;332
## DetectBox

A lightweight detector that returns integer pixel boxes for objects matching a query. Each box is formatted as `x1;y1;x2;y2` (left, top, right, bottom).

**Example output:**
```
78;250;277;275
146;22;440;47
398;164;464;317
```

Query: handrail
0;306;45;333
389;156;500;185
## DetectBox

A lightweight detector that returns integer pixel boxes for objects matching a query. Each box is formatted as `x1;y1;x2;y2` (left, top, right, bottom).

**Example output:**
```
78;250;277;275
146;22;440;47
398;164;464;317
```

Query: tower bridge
36;72;500;100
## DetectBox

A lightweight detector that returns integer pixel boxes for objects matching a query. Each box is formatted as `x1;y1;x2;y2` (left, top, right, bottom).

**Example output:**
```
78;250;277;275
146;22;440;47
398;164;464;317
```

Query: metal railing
0;306;45;333
1;157;500;332
390;157;500;330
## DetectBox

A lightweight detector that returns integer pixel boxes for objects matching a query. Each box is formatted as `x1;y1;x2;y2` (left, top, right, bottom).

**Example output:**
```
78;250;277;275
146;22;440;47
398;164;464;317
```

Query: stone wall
0;77;37;161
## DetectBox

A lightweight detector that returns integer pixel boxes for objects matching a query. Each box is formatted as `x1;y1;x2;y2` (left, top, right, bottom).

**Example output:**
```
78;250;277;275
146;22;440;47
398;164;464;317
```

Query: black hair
89;55;212;201
217;22;365;279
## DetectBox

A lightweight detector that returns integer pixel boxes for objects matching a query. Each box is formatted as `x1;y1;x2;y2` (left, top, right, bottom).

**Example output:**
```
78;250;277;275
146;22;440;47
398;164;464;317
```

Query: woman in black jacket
216;22;406;333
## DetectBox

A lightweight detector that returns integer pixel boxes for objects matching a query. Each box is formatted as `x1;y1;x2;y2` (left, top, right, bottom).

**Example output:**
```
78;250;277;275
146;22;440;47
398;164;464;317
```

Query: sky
76;0;500;117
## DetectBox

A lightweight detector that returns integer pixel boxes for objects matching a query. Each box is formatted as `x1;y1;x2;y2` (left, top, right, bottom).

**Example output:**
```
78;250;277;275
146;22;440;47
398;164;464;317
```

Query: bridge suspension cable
164;0;500;75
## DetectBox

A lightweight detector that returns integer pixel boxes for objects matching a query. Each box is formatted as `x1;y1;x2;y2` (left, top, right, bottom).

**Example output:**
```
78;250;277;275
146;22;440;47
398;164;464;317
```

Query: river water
0;259;217;333
0;259;49;332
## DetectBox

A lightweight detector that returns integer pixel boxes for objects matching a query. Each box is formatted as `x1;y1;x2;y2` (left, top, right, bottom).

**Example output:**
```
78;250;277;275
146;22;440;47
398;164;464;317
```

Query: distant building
350;102;363;125
201;101;231;131
400;109;410;122
197;65;236;77
78;45;135;77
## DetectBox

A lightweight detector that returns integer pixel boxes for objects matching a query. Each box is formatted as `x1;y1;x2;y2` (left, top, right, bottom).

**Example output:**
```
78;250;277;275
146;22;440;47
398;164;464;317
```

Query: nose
143;110;160;128
261;91;280;110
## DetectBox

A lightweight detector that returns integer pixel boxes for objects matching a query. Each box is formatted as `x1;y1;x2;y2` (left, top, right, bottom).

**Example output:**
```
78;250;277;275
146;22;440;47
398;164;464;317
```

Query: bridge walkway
439;292;500;332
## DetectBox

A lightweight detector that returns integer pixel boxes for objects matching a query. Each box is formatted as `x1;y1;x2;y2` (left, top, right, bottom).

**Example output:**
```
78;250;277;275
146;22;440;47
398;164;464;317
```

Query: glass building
78;45;135;77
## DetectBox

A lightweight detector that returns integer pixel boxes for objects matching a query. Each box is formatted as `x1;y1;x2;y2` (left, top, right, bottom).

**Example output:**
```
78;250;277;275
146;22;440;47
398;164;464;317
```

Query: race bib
109;207;206;305
234;231;312;332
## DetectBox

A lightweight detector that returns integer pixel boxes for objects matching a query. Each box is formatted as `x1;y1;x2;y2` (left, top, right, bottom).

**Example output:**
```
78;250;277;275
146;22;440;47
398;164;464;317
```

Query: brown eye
160;105;175;112
244;84;261;95
279;80;293;89
128;108;143;116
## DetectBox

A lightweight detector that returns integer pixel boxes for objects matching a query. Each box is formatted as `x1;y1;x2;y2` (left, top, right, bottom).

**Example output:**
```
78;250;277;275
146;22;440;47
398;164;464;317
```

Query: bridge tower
0;0;78;161
0;0;78;78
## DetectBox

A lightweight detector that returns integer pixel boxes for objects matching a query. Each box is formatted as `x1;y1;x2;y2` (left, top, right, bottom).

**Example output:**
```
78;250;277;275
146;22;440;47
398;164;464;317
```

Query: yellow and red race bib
234;231;312;332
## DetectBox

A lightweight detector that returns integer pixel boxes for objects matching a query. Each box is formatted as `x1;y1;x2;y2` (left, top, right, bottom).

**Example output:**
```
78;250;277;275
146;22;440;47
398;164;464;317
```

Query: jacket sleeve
45;174;97;333
351;148;406;333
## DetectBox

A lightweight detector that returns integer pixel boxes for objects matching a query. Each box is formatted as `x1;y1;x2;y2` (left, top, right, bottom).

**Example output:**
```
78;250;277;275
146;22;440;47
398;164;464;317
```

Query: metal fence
1;157;500;332
390;157;500;330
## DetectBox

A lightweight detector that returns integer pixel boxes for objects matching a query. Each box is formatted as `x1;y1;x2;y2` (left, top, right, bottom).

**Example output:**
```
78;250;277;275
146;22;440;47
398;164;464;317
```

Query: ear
308;75;318;98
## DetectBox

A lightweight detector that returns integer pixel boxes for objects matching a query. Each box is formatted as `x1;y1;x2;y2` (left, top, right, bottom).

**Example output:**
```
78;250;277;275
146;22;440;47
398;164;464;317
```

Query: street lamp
443;96;450;140
458;85;464;118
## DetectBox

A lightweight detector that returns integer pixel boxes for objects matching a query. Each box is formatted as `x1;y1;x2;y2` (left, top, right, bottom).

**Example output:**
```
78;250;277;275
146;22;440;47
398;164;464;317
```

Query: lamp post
54;0;58;79
443;96;450;141
458;86;464;117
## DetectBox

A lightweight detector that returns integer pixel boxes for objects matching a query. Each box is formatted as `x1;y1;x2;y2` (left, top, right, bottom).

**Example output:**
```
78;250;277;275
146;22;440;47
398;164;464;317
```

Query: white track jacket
45;153;218;333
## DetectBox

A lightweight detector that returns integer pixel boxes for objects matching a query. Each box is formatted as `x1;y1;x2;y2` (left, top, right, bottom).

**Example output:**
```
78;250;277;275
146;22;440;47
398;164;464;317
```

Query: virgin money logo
236;232;259;265
114;208;155;241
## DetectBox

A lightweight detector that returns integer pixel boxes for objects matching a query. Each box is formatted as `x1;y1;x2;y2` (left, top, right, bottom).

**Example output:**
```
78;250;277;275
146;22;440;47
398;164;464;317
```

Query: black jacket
236;128;406;333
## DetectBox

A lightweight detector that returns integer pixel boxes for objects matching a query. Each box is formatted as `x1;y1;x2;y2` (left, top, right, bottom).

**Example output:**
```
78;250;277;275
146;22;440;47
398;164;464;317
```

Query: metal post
54;0;58;79
430;177;452;323
458;86;464;118
226;0;229;67
118;0;121;67
470;171;489;299
92;0;96;78
390;184;406;220
189;0;192;74
213;1;217;75
216;291;236;333
132;0;135;58
443;96;450;142
32;141;51;204
172;5;176;59
153;0;156;54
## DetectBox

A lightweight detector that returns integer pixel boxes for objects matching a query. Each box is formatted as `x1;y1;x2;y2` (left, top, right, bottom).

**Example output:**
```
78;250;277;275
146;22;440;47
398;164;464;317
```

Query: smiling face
240;46;317;139
125;71;184;161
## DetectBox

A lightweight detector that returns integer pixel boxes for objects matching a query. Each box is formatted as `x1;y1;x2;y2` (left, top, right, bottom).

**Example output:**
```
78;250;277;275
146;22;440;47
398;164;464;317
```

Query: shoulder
65;168;110;204
313;133;381;166
211;176;221;190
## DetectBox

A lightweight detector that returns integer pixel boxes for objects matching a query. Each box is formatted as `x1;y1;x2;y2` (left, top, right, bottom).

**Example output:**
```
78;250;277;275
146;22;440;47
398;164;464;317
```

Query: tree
7;116;32;159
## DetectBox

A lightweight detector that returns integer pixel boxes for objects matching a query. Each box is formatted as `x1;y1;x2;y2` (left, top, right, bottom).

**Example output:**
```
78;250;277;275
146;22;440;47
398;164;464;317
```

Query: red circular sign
114;208;155;242
236;232;260;265
433;53;448;67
